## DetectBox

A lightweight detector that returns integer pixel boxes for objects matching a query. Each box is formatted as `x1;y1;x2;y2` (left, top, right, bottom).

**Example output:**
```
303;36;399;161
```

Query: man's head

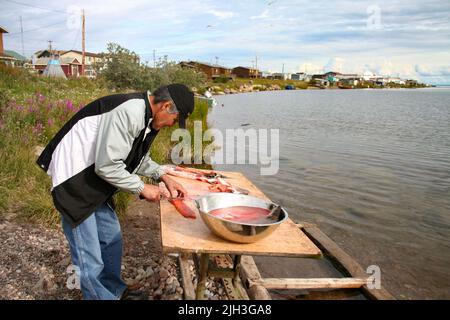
150;84;194;130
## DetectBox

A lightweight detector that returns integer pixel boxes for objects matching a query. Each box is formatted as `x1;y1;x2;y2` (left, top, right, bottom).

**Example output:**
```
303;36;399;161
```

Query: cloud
324;57;345;73
207;9;235;20
250;9;269;20
2;0;450;83
415;65;450;77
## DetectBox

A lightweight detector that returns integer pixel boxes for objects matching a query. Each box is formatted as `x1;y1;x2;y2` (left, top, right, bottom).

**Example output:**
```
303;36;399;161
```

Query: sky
1;0;450;84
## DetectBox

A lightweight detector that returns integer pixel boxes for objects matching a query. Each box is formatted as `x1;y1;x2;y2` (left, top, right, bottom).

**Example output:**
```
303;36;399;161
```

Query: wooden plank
178;253;195;300
254;277;368;290
239;255;271;300
301;225;395;300
160;171;322;258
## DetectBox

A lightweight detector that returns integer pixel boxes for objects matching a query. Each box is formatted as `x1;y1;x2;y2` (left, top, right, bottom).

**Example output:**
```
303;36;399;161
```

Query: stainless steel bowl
194;193;289;243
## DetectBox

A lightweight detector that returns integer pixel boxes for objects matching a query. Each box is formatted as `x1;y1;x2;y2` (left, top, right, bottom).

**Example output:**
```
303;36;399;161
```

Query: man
37;83;193;300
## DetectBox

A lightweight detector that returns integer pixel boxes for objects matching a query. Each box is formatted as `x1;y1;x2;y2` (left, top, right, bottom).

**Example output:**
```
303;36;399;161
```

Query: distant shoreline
207;85;440;97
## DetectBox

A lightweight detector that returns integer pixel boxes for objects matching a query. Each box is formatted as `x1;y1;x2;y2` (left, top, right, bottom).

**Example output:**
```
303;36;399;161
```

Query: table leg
196;253;210;300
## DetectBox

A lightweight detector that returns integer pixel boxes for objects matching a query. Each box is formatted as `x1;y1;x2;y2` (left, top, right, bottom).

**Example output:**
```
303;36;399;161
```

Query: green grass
0;65;210;226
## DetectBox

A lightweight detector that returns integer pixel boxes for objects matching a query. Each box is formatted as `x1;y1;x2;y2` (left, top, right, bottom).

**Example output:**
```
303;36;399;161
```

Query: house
33;49;103;78
0;27;18;66
405;79;418;87
4;50;28;66
232;66;260;78
34;57;82;78
270;72;291;80
59;50;102;78
260;71;272;78
180;61;235;80
386;77;405;85
291;72;310;81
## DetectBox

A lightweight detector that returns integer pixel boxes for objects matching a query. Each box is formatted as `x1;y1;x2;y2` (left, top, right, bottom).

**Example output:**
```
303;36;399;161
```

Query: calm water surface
210;88;450;299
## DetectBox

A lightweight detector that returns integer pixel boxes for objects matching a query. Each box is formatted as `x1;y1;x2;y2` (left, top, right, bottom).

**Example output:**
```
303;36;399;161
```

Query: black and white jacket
37;92;165;227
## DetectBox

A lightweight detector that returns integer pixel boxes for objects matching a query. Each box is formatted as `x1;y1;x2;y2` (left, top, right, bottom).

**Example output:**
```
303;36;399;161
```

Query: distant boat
285;85;295;90
338;85;353;89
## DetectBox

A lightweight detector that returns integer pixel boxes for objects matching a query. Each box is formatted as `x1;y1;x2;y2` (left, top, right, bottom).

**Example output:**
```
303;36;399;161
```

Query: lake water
209;88;450;299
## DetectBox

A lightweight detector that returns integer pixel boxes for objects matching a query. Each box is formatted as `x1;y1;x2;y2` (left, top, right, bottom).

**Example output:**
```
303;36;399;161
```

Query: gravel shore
0;199;228;300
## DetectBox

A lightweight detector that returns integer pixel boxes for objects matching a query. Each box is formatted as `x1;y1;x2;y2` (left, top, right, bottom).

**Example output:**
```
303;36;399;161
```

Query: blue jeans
61;202;127;300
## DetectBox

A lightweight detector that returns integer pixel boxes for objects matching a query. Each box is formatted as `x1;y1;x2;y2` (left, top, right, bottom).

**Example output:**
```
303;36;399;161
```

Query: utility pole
215;56;219;65
82;9;86;76
153;49;156;68
255;54;258;78
282;63;285;74
48;40;53;52
19;16;24;57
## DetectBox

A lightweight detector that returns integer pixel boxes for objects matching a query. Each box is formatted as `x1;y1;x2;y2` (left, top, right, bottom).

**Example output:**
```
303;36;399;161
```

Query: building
34;57;82;78
269;72;291;80
405;79;418;86
0;27;18;66
33;49;103;78
59;50;102;78
232;66;260;78
291;72;310;81
180;61;235;80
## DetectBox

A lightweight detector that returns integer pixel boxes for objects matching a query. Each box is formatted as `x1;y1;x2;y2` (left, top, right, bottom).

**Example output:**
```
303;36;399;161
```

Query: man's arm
135;152;166;180
94;103;145;194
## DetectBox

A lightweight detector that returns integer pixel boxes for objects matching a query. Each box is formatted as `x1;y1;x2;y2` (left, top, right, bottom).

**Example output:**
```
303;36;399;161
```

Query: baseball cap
167;84;194;128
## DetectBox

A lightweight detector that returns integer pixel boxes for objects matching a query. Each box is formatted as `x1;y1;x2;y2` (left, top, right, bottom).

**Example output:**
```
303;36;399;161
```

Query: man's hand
139;184;161;202
160;174;187;199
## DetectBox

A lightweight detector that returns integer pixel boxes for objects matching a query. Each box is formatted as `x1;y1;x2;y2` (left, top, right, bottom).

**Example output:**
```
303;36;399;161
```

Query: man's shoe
120;288;149;300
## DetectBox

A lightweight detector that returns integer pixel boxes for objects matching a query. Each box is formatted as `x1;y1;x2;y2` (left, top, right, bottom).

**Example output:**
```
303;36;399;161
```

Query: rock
176;287;184;295
135;274;144;281
33;274;58;294
166;283;177;294
154;288;163;296
166;276;174;285
145;267;154;277
159;268;170;279
56;256;72;267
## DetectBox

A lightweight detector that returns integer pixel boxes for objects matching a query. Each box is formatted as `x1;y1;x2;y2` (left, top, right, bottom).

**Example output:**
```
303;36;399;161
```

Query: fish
168;198;197;219
209;206;274;224
161;166;249;219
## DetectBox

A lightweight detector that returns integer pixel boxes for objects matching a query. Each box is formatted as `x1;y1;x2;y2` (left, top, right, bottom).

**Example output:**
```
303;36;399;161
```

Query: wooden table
160;170;322;299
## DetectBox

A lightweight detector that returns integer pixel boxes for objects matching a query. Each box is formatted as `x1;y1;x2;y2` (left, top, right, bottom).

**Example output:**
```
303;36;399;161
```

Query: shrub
95;43;206;91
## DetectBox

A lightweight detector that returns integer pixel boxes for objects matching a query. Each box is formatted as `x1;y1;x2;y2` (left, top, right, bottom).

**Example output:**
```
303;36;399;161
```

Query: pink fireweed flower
35;93;45;103
32;123;44;135
47;118;54;126
66;100;74;112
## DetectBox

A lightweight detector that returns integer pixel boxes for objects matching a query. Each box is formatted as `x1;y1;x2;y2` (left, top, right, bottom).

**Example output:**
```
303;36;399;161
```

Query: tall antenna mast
19;16;24;57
